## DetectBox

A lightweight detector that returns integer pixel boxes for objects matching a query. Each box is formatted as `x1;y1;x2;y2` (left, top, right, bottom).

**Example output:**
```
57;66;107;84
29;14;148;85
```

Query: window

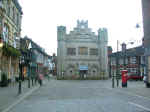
119;59;123;64
131;57;137;64
67;48;76;55
7;5;10;17
78;47;88;55
3;24;9;43
0;16;2;26
90;48;98;55
13;7;15;20
111;58;116;65
17;13;19;26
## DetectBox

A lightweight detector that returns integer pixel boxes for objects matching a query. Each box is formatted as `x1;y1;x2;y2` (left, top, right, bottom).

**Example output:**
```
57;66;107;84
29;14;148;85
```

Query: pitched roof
109;45;145;58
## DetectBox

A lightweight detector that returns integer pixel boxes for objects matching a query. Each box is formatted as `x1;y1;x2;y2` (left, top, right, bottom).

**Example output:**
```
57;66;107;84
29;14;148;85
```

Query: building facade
142;0;150;87
109;45;145;80
57;20;108;79
22;36;50;79
0;0;22;83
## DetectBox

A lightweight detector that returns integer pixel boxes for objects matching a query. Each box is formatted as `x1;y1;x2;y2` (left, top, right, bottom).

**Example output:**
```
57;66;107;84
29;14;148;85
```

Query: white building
57;20;108;79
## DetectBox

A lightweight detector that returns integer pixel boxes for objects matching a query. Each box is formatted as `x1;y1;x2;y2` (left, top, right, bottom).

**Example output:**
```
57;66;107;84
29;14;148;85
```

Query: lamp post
28;42;32;88
116;40;119;87
0;37;3;84
18;55;24;94
115;41;134;87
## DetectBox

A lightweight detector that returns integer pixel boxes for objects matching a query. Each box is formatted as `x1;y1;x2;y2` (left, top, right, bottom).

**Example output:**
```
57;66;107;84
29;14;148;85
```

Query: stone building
0;0;23;83
109;45;145;80
57;20;108;79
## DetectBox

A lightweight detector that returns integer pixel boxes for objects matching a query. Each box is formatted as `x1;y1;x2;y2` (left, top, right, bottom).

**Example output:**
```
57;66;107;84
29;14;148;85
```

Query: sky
18;0;143;55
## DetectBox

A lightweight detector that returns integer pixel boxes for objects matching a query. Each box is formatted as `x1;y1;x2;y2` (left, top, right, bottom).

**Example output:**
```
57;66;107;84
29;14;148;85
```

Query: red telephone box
121;70;128;87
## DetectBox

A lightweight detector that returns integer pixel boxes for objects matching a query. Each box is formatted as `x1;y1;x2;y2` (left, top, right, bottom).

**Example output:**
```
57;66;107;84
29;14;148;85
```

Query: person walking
11;75;16;87
38;74;43;86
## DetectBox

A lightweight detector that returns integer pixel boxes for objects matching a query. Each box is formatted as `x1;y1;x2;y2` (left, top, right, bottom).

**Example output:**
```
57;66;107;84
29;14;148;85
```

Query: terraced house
0;0;23;84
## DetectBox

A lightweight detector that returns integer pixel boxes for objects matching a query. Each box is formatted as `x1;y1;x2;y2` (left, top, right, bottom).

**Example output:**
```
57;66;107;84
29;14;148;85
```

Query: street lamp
115;41;134;88
27;42;32;88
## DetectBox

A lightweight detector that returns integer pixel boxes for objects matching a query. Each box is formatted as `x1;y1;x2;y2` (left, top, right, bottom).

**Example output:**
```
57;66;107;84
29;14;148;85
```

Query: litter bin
121;70;128;87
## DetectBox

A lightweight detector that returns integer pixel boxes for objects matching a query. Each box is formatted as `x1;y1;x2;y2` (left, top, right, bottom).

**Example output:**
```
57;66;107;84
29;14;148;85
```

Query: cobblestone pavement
7;79;150;112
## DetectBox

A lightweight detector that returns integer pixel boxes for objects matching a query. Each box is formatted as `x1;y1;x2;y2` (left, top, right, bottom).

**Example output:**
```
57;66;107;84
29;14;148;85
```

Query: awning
79;65;88;70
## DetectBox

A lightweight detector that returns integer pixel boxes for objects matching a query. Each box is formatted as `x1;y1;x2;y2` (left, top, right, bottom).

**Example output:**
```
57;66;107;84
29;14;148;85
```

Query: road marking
102;86;150;101
77;86;150;102
128;102;150;111
115;89;150;101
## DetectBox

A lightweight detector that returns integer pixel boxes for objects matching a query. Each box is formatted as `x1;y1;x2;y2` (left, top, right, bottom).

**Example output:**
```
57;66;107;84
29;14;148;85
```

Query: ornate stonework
57;20;108;79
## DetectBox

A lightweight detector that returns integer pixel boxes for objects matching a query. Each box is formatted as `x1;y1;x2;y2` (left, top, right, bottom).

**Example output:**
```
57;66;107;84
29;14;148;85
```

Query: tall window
0;16;2;26
78;47;88;55
67;48;76;55
3;24;9;43
17;13;19;26
7;5;11;17
131;57;137;64
13;7;15;20
90;48;98;55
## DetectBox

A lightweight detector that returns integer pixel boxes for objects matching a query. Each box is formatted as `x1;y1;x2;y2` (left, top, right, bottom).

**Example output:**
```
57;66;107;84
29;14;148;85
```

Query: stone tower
57;26;66;76
98;28;108;78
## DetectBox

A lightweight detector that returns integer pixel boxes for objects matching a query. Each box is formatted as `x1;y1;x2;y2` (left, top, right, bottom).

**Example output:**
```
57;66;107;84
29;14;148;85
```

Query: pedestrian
35;75;38;85
11;75;16;87
47;74;50;81
38;74;43;86
143;76;147;83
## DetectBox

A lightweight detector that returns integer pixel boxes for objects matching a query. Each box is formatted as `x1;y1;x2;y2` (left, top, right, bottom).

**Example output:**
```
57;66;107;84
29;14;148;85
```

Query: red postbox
121;70;128;87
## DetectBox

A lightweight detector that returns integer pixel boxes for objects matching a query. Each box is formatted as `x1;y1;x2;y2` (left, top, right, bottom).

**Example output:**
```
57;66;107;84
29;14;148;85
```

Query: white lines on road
128;102;150;111
103;87;150;102
117;90;150;101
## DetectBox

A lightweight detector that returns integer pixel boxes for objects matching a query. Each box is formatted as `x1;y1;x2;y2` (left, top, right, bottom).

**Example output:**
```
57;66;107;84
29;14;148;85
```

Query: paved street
0;79;49;112
6;79;150;112
0;81;37;112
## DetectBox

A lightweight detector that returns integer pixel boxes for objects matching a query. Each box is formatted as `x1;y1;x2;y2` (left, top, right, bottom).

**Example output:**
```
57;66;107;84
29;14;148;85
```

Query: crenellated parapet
98;28;108;43
57;20;109;79
57;26;66;41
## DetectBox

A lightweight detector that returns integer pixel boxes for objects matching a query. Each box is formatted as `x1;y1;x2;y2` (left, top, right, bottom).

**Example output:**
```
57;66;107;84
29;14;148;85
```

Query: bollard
28;77;30;88
18;80;22;94
112;72;115;88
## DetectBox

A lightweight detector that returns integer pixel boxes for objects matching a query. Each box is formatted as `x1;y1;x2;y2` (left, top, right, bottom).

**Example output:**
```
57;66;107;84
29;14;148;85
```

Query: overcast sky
18;0;143;55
